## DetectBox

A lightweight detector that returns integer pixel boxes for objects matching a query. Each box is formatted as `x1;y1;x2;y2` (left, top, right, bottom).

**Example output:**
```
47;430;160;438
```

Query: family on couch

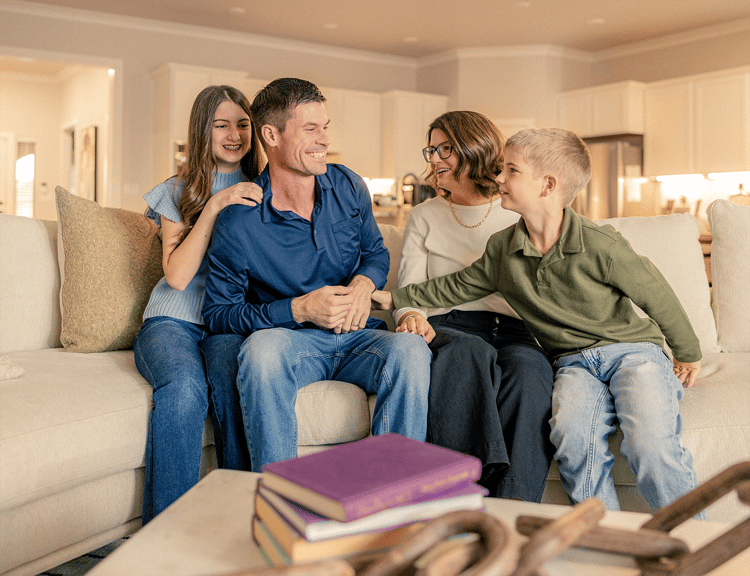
135;76;705;525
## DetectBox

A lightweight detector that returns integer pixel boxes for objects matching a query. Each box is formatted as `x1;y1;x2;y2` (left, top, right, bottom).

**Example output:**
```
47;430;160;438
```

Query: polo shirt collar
257;166;332;223
508;207;585;257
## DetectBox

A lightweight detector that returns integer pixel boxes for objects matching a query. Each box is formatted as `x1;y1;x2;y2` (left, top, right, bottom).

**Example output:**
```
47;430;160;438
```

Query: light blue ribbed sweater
142;169;245;325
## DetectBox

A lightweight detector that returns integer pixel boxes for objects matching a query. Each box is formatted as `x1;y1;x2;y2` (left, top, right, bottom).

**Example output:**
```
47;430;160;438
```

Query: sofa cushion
0;348;152;512
55;187;164;352
707;199;750;352
0;214;61;353
597;213;719;356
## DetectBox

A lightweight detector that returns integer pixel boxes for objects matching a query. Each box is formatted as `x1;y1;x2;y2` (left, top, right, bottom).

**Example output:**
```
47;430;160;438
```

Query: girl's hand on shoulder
211;182;264;212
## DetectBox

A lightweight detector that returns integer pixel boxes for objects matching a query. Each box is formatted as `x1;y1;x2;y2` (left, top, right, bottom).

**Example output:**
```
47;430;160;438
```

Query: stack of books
251;433;488;567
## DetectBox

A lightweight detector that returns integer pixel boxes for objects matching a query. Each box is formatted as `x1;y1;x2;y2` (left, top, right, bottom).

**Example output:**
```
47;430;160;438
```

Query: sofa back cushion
0;214;62;352
596;213;719;356
708;199;750;352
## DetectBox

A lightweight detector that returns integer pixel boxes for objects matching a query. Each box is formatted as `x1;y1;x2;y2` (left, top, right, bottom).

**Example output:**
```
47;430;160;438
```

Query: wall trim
419;45;595;67
594;18;750;61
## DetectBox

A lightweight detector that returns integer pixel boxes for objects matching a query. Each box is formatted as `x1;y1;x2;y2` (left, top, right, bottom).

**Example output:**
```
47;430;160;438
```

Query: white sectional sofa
1;192;749;576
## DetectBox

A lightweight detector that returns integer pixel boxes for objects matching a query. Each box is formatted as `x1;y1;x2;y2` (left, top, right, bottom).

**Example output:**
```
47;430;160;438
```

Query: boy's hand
371;290;394;310
673;359;701;388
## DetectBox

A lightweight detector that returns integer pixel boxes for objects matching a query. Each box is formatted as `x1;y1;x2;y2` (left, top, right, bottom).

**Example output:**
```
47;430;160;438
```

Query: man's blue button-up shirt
202;164;390;336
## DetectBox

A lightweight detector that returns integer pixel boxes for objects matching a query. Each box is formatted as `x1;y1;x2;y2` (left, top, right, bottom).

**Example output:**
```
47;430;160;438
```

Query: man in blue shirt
203;78;430;469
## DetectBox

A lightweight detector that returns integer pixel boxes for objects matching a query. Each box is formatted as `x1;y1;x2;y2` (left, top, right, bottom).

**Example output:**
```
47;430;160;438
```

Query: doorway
0;50;120;217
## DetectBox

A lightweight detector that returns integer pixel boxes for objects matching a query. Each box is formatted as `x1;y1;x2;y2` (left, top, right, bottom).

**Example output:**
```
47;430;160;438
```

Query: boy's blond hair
505;128;591;207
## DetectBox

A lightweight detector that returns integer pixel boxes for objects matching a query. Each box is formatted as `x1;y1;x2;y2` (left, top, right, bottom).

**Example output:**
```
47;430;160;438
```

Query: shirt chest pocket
331;215;361;269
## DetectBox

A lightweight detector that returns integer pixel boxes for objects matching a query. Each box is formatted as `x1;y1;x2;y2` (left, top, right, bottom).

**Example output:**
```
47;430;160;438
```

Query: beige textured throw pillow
55;186;163;352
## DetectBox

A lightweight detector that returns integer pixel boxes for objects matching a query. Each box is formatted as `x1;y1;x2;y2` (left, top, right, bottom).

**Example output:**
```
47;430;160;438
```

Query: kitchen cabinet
644;67;750;176
381;90;448;182
556;81;645;138
643;79;694;176
321;87;382;178
694;71;750;174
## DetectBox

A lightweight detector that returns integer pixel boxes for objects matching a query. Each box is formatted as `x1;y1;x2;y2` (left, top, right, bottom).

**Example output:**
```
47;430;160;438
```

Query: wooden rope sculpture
517;461;750;576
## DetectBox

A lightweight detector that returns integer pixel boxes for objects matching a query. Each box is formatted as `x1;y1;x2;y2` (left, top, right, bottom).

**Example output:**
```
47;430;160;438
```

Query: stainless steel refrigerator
574;135;644;220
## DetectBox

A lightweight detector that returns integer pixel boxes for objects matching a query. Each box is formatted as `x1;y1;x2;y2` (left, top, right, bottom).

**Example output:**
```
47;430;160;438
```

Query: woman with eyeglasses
394;111;555;501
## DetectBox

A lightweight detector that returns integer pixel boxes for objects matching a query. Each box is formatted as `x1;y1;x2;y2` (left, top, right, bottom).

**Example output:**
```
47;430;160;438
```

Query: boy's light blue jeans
237;327;431;470
134;317;249;524
549;342;702;515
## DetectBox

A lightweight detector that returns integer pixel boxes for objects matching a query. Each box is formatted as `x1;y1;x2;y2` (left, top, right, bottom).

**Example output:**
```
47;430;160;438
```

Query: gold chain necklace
448;196;494;229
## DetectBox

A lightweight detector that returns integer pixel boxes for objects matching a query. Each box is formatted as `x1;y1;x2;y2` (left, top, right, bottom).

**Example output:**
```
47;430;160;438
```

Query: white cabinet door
557;82;644;138
694;72;750;174
644;80;694;176
318;87;382;178
381;91;448;180
340;91;382;178
591;82;644;136
644;68;750;176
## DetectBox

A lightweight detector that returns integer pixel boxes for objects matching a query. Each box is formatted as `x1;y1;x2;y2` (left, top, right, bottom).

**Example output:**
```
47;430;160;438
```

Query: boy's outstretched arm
673;359;701;388
371;289;394;310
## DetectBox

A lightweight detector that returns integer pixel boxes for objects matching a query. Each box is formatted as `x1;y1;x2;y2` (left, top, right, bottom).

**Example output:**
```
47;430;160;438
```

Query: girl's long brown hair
424;111;505;199
176;85;264;243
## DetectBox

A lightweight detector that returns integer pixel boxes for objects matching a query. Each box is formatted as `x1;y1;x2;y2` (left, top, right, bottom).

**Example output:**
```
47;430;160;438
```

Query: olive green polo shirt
392;207;701;362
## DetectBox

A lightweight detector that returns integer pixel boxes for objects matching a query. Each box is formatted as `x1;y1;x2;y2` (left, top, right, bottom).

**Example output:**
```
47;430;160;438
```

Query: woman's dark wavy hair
175;85;264;243
424;111;505;199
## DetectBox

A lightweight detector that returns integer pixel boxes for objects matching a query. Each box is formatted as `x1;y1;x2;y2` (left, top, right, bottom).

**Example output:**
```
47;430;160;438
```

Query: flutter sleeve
143;178;182;226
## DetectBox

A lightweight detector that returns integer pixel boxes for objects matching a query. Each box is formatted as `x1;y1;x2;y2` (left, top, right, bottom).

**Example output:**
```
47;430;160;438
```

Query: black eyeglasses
422;141;453;163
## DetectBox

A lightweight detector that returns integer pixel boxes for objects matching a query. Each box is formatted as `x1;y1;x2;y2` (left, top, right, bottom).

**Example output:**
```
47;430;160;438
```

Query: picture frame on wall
79;125;97;202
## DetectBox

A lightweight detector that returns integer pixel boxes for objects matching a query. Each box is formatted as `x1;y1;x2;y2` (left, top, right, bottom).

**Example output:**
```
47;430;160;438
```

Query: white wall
417;48;592;131
59;66;112;209
593;22;750;85
0;75;61;219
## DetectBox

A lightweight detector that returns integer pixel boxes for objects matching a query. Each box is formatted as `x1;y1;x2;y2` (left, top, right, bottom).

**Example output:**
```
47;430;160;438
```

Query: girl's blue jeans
133;316;249;523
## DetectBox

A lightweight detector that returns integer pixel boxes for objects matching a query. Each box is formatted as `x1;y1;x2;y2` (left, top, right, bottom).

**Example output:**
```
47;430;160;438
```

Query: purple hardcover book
261;433;482;522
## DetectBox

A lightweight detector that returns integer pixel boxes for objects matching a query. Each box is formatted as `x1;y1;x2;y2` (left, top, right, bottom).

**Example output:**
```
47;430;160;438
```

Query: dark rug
36;539;126;576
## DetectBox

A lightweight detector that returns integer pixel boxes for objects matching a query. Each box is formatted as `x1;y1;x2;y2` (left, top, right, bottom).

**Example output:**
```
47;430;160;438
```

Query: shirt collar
256;166;332;223
508;206;585;256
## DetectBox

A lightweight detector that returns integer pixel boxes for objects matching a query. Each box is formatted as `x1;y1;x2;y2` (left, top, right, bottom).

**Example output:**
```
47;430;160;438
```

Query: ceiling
2;0;750;76
12;0;750;57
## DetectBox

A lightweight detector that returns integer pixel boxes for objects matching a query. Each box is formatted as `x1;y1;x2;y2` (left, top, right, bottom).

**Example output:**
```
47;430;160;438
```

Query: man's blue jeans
237;327;431;470
133;317;249;524
549;342;701;514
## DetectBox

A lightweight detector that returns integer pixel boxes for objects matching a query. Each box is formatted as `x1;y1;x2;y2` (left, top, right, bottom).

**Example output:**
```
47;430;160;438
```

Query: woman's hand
396;313;436;344
673;359;701;388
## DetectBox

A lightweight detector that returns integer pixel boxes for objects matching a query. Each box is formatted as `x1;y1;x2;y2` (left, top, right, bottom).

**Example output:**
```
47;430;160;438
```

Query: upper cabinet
556;82;645;138
644;67;750;176
381;91;449;180
321;86;383;178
